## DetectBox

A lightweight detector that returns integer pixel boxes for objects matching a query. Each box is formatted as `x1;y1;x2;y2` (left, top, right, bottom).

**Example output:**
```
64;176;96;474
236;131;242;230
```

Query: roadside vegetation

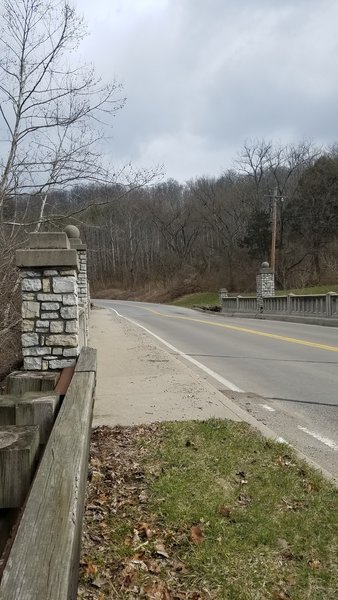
172;284;338;310
173;293;220;308
79;420;338;600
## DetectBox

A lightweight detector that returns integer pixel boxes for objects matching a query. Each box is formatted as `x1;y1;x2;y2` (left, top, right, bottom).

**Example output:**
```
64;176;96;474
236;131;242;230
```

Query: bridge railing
221;292;338;321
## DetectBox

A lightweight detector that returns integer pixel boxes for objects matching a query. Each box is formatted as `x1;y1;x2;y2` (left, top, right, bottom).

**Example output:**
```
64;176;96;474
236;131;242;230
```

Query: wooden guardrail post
0;347;97;600
0;427;40;509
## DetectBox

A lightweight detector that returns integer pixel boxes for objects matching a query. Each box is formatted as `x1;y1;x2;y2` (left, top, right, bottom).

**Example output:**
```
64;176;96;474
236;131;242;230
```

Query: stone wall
20;267;79;370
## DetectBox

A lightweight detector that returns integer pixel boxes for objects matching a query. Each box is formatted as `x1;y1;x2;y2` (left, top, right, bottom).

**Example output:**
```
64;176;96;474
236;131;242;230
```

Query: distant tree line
48;140;338;295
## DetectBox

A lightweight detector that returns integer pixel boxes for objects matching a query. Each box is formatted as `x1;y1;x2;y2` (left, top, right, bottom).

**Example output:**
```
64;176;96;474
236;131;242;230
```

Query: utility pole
265;187;285;274
271;188;277;273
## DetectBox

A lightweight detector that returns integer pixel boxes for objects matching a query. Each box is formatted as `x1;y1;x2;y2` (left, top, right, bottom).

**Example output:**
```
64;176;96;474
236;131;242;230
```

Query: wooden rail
0;347;97;600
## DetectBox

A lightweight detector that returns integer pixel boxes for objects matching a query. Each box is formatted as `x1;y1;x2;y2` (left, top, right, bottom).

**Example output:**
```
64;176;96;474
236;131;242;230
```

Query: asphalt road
95;299;338;479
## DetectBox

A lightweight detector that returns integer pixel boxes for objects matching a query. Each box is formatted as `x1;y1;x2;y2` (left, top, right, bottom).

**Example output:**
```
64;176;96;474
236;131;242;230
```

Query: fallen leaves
78;425;209;600
189;525;204;544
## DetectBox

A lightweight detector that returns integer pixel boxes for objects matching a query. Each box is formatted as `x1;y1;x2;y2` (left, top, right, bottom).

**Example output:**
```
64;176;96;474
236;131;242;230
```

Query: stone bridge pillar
65;225;89;345
256;261;275;312
16;232;80;370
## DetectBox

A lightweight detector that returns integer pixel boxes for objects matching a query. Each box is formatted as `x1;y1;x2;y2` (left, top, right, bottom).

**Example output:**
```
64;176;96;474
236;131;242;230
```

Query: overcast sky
76;0;338;182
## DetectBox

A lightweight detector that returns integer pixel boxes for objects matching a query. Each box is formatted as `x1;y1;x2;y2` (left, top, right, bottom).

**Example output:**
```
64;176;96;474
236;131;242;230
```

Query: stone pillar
64;226;89;344
256;261;275;312
16;232;80;370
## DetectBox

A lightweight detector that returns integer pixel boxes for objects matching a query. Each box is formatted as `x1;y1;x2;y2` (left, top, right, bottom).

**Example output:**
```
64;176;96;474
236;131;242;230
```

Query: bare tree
0;0;125;223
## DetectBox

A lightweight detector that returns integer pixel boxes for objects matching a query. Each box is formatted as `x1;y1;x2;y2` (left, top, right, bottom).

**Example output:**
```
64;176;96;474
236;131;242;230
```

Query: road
95;299;338;479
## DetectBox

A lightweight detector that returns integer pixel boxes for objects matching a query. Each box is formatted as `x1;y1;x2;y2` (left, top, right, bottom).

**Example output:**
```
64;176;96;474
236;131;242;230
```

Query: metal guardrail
221;292;338;320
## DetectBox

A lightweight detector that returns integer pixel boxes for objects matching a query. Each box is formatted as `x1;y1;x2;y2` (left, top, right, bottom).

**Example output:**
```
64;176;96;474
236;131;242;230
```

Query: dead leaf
92;577;107;589
146;559;162;574
137;522;153;539
272;590;291;600
218;506;232;518
276;538;289;551
308;558;321;569
144;581;171;599
85;562;98;576
154;542;170;559
139;490;148;503
237;494;252;506
190;525;204;544
172;559;188;573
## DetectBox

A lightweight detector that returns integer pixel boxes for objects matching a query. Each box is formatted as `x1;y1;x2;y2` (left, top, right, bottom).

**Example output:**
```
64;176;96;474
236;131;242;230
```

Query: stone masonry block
36;320;49;328
41;312;59;319
22;320;34;333
20;270;41;278
22;348;52;357
63;348;79;357
59;269;76;276
21;333;39;347
22;301;40;319
41;302;60;311
21;279;42;292
60;306;77;319
24;356;42;370
43;270;58;276
22;293;35;300
62;294;76;306
52;348;63;355
65;320;77;333
48;358;76;369
45;334;78;347
52;276;76;293
50;321;64;333
37;293;62;302
42;278;50;292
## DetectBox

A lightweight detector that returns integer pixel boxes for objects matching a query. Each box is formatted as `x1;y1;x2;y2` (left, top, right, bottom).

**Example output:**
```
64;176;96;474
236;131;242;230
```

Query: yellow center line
143;308;338;353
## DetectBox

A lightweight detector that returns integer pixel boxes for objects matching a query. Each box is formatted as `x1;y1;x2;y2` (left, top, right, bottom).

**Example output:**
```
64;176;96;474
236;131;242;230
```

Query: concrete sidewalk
89;307;242;427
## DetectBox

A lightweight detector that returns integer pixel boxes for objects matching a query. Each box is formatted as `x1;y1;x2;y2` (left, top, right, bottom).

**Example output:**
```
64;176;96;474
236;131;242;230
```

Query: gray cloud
76;0;338;181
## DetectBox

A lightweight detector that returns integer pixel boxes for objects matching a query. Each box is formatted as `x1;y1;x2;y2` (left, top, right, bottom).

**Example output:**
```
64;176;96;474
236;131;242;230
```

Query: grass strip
172;293;220;308
171;285;338;309
78;420;338;600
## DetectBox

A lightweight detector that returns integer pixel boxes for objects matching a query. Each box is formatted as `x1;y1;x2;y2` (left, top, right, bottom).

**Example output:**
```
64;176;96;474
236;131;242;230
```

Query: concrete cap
28;233;70;250
69;239;87;250
16;249;79;269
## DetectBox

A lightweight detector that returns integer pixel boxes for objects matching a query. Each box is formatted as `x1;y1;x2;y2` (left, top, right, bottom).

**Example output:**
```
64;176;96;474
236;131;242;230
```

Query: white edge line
110;307;243;393
297;425;338;451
